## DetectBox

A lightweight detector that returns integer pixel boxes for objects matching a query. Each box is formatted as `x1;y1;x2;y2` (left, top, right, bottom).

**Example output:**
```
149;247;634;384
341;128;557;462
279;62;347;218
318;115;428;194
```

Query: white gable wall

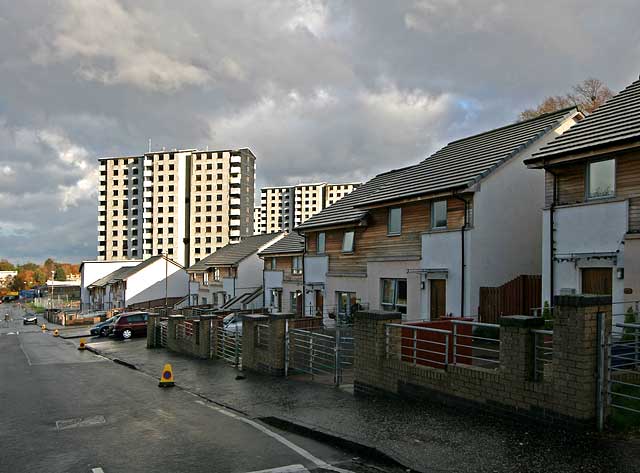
125;259;189;305
466;119;573;316
81;260;140;305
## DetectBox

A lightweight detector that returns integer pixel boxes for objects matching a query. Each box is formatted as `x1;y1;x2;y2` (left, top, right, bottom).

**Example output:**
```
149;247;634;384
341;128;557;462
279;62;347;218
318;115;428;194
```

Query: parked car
222;313;242;336
90;316;119;337
23;313;38;325
111;312;149;339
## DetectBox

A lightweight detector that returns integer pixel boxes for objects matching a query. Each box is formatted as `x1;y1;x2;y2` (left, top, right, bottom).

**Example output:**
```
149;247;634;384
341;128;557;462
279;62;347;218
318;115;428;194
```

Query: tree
43;258;56;276
0;259;15;271
519;78;613;121
54;266;67;281
33;270;46;285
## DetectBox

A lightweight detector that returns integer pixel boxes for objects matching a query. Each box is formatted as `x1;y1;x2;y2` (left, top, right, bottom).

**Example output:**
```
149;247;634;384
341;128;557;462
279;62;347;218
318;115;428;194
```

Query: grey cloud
1;0;640;262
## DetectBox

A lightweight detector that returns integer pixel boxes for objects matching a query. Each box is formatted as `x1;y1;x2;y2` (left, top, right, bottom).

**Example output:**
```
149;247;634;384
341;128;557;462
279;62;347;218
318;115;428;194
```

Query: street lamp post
50;270;54;310
163;252;168;312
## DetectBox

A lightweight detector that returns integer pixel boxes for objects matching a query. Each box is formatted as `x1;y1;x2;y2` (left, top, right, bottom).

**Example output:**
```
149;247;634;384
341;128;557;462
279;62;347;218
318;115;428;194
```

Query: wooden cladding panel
307;234;317;253
327;227;367;274
306;197;470;275
546;152;640;231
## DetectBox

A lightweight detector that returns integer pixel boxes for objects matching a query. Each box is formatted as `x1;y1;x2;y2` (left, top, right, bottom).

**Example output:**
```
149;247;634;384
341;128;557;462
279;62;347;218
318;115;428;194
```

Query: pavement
82;333;640;473
1;303;397;473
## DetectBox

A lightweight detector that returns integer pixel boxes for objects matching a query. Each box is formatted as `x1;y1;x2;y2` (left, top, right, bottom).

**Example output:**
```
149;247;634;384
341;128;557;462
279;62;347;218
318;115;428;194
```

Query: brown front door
314;290;323;316
430;279;446;319
581;268;613;295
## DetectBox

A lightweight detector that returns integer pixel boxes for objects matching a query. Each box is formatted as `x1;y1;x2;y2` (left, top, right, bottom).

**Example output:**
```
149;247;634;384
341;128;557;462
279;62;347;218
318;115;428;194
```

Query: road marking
195;400;353;473
19;341;32;366
56;415;106;431
244;465;308;473
91;468;105;473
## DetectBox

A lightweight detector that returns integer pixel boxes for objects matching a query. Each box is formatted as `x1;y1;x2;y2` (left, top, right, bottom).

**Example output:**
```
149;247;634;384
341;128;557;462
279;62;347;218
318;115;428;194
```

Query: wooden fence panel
479;275;541;323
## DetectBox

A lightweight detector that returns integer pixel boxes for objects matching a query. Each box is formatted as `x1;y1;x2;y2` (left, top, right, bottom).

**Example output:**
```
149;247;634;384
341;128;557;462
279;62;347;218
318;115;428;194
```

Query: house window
271;289;282;311
380;278;407;314
388;207;402;235
432;200;447;229
289;290;302;315
317;232;325;254
342;230;355;253
336;292;358;319
292;256;302;274
270;257;277;270
587;159;615;199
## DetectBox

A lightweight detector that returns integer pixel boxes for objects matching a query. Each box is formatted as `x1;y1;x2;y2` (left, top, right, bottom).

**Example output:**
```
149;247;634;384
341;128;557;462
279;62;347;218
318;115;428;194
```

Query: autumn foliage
519;78;613;121
0;258;80;295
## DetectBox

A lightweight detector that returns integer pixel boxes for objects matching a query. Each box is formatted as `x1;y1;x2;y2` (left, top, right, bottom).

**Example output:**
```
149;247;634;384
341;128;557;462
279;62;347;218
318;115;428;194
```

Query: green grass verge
25;302;45;314
610;383;640;431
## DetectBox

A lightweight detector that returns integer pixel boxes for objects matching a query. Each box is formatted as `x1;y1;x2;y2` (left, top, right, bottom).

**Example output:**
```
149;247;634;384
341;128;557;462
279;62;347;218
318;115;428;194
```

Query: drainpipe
453;195;468;317
296;229;306;316
262;262;266;310
547;166;557;305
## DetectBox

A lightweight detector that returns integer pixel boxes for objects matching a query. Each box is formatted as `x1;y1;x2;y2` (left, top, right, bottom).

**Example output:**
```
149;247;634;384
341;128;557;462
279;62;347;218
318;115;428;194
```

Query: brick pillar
199;315;213;359
551;295;612;422
241;313;291;376
146;312;161;348
499;315;544;381
353;310;402;397
241;314;269;371
166;314;184;353
265;314;291;376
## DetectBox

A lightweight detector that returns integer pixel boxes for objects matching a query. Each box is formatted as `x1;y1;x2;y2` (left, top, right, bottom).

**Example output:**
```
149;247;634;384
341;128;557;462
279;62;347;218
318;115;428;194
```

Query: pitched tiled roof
353;107;579;207
259;232;305;256
87;256;179;287
297;107;578;231
295;168;407;230
188;233;283;271
527;78;640;163
88;267;133;288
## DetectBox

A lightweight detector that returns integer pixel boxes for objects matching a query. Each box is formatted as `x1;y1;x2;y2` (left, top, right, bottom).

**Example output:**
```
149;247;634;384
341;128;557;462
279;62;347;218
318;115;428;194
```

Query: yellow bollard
158;363;175;388
41;323;47;332
78;338;86;350
53;329;59;337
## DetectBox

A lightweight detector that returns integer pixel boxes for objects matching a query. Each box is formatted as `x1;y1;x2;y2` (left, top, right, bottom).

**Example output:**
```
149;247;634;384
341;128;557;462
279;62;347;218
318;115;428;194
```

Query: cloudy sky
1;0;639;263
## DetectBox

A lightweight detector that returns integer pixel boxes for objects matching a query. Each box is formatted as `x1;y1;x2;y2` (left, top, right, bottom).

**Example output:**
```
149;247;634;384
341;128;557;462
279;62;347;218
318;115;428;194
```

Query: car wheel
100;327;109;337
122;329;132;339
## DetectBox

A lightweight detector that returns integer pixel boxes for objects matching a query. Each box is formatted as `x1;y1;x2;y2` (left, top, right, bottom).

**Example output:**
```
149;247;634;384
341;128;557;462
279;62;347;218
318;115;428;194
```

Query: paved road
0;304;390;473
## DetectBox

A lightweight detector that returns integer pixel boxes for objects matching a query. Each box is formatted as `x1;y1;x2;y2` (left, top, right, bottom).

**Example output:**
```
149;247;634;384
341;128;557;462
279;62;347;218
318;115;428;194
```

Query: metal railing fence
159;319;168;347
451;320;500;368
212;321;242;368
385;323;451;369
608;322;640;416
532;329;554;381
257;323;270;349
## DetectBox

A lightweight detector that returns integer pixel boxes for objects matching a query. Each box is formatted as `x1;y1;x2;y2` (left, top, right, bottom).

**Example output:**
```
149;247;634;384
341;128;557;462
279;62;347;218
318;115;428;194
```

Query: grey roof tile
259;232;305;256
297;107;576;231
188;233;283;271
529;78;640;162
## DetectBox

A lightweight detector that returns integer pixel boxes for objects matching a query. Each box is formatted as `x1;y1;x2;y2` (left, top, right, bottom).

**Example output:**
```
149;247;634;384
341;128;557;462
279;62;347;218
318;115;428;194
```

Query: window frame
586;158;616;200
387;207;402;236
317;232;326;254
292;255;303;275
431;200;448;230
380;278;407;314
342;230;355;253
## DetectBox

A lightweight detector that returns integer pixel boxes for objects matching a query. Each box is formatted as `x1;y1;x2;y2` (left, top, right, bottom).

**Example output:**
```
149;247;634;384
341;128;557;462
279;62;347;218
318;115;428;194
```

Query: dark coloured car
111;312;149;339
23;313;38;325
90;316;119;337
